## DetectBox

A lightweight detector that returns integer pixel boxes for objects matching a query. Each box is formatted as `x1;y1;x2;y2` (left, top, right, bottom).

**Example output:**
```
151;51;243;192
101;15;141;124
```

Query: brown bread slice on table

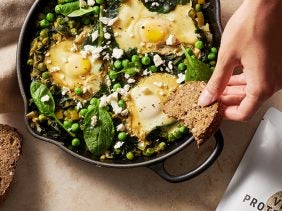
163;81;224;145
0;124;22;204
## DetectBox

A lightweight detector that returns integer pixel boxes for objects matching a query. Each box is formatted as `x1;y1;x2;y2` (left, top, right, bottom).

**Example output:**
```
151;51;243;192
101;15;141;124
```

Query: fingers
198;50;239;107
220;95;245;106
227;73;246;86
222;85;246;96
223;94;262;121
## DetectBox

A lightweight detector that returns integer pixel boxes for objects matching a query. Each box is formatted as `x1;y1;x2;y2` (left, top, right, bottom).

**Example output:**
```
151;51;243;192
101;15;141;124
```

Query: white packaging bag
216;107;282;211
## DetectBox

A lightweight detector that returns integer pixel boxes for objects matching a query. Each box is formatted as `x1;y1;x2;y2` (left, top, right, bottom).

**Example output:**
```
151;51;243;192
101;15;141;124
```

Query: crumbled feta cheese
91;115;98;127
79;0;87;8
166;34;177;46
105;75;111;87
107;92;119;104
116;123;126;132
99;95;108;108
168;61;173;70
153;54;164;67
41;95;50;102
104;32;111;39
114;141;124;149
50;66;61;72
112;48;124;59
76;102;83;110
121;109;128;116
118;84;130;96
91;30;99;42
176;73;186;84
87;0;95;6
99;16;118;26
142;69;149;76
127;78;136;84
61;87;70;95
124;73;130;79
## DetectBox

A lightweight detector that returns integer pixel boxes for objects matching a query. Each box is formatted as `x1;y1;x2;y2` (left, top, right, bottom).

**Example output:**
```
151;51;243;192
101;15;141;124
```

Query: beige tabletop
1;0;282;210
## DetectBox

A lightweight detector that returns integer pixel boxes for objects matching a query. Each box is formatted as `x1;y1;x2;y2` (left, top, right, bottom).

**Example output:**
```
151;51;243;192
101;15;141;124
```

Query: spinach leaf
30;81;75;137
181;46;213;82
84;104;115;156
141;0;189;13
68;7;97;17
30;81;55;116
55;1;80;16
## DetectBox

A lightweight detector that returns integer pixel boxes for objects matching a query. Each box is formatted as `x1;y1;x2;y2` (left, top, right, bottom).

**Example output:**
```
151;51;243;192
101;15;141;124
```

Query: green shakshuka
27;0;217;160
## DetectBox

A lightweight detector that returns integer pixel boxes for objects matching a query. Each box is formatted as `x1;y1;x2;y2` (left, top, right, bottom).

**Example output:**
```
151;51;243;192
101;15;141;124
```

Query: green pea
168;133;176;142
42;37;49;45
159;142;166;150
113;83;122;91
39;29;48;38
71;123;80;132
208;52;216;60
109;70;118;80
38;63;47;72
70;28;77;36
131;55;139;62
68;20;75;28
134;61;142;68
42;71;50;79
178;63;187;72
27;59;34;66
179;126;188;134
211;47;218;54
126;151;134;160
174;130;182;139
124;67;138;76
63;120;72;129
96;0;104;4
195;4;201;12
114;60;123;69
145;148;155;156
90;98;100;105
149;65;158;73
122;59;130;68
118;99;126;108
72;138;80;147
93;6;100;14
209;60;216;66
118;132;127;141
195;40;204;49
74;87;82;95
46;13;55;22
79;108;88;117
141;56;151;66
38;114;47;122
39;19;50;28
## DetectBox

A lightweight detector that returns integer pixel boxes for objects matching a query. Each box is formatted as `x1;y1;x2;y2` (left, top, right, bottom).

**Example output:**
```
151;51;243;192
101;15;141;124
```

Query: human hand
198;0;282;121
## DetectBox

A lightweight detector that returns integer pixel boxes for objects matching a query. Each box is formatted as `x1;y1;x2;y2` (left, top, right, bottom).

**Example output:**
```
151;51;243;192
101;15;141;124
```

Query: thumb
198;50;239;106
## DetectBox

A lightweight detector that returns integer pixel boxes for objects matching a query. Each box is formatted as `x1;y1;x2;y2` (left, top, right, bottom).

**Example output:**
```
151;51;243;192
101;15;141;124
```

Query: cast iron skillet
17;0;223;183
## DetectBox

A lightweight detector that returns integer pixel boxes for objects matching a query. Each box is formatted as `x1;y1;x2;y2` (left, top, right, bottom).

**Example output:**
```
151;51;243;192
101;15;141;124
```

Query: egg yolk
140;21;168;44
64;54;91;78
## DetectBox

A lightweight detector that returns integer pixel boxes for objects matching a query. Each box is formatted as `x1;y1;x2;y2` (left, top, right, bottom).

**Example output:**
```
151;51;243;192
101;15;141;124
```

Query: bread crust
0;124;22;205
163;81;223;145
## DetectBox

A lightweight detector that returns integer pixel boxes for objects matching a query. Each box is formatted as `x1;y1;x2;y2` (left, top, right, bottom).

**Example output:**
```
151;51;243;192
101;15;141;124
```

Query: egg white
112;0;198;54
125;73;179;142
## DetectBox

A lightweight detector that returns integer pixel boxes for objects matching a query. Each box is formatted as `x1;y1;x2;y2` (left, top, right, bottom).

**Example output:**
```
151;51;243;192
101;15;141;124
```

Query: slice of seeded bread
0;124;22;204
163;81;224;145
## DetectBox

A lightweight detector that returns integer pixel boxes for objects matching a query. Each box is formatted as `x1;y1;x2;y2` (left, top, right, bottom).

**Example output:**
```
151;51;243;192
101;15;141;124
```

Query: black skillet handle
149;130;224;183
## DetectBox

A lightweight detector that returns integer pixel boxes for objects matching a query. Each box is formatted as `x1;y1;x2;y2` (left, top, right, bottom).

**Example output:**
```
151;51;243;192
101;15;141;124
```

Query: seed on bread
163;81;223;145
0;124;22;204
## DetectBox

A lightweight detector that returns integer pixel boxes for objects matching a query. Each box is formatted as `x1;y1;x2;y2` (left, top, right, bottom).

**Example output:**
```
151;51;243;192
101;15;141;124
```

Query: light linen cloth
0;0;34;113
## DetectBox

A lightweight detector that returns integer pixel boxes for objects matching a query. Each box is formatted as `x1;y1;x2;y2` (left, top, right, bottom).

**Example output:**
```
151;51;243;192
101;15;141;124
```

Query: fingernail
198;90;214;106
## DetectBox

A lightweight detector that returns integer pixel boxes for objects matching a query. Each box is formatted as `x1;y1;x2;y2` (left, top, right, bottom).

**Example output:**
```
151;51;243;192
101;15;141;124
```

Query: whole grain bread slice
0;124;22;204
163;81;223;145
